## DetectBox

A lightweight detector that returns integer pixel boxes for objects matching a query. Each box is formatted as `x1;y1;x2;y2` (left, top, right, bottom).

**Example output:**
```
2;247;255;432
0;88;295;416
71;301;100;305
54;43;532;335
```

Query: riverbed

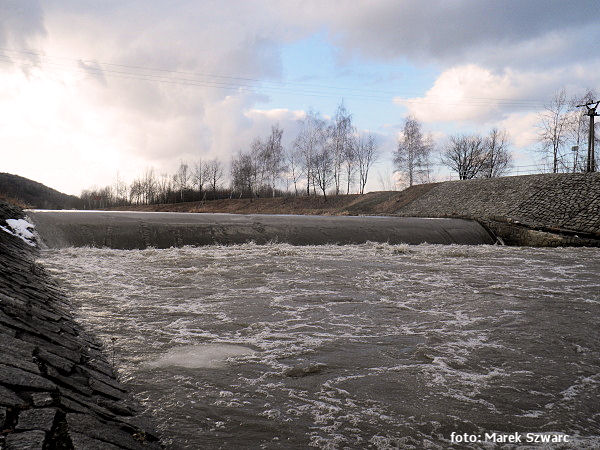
38;243;600;449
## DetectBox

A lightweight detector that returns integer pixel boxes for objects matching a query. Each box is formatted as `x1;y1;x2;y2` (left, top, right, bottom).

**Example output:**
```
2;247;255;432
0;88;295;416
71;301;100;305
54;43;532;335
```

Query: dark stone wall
0;202;161;449
394;173;600;246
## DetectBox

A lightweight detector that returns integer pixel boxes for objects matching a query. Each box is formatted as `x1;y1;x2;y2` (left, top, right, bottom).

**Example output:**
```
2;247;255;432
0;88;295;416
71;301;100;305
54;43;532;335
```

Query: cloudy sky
1;0;599;195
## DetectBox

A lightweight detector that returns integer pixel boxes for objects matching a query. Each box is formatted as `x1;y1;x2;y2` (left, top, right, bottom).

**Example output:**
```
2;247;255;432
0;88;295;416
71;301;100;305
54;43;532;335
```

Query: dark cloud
77;60;107;85
0;0;46;62
319;0;599;68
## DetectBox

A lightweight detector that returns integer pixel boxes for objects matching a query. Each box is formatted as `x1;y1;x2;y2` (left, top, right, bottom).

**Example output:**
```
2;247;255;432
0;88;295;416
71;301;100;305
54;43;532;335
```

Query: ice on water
147;344;255;369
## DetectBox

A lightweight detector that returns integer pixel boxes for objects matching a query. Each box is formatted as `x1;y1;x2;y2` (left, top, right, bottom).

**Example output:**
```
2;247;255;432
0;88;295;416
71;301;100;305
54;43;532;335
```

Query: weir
26;210;495;248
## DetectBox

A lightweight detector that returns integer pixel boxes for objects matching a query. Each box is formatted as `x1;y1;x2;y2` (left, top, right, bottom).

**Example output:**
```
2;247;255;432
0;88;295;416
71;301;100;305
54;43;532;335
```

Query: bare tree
250;138;266;193
312;130;334;200
173;162;190;201
263;125;285;196
481;128;512;178
343;139;357;194
112;172;128;206
393;116;433;186
192;160;207;193
355;133;379;194
157;172;171;203
205;159;224;196
538;89;570;173
294;110;326;196
330;101;354;195
376;167;398;191
142;167;157;204
286;145;304;196
441;134;487;180
129;178;143;204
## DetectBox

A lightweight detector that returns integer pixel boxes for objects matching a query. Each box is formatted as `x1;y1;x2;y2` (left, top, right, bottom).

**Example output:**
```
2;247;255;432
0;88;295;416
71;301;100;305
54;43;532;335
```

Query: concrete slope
27;211;495;249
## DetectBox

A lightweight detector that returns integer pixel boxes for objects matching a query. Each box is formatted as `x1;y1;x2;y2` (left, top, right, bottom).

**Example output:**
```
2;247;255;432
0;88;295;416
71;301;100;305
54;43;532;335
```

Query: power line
0;47;548;108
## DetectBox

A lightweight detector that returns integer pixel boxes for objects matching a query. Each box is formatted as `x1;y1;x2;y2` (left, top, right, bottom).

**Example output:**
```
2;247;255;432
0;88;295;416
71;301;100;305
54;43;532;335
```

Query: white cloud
396;63;600;127
1;1;598;194
498;112;540;151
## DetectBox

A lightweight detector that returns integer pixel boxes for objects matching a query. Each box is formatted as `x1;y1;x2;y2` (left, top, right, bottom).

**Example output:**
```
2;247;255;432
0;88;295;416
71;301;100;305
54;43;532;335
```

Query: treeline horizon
80;89;600;210
81;101;381;209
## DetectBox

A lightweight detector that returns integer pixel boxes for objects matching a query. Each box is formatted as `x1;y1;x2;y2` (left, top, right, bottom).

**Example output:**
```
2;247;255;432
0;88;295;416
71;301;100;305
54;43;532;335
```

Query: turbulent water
38;243;600;449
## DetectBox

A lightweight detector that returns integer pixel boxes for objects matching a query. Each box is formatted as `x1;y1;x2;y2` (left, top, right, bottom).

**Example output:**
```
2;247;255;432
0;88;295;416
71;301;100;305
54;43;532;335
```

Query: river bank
0;201;162;449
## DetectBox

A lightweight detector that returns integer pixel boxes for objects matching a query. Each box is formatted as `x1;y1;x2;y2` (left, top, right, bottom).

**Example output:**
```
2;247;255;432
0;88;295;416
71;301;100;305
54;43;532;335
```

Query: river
38;243;600;449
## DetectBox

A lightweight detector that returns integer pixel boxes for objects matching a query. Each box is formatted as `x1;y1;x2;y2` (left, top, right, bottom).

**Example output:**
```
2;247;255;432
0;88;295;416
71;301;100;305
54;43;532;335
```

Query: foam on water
37;243;600;449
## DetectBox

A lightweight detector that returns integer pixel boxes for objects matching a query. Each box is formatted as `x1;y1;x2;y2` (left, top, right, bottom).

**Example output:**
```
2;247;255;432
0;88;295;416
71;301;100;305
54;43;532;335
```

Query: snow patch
0;218;37;246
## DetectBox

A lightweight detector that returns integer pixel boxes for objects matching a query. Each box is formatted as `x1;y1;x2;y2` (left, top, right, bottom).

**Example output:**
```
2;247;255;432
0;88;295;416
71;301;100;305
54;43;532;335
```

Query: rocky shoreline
0;201;162;449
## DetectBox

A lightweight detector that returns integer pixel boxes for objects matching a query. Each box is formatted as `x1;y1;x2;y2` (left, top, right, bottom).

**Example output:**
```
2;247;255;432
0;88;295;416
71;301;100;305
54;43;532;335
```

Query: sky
0;0;599;195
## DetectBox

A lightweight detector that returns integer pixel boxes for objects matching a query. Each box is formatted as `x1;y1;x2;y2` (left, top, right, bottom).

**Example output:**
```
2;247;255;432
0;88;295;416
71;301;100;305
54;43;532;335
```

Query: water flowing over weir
25;211;495;248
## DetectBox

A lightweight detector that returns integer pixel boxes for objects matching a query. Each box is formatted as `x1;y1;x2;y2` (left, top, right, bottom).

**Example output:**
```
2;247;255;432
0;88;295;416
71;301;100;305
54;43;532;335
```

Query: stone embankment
0;201;161;449
390;173;600;246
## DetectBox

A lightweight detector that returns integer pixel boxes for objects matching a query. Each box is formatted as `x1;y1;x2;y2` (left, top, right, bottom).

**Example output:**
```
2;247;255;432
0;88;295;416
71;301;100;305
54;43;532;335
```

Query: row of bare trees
81;102;380;208
393;116;512;183
231;103;379;200
81;160;226;209
393;88;598;184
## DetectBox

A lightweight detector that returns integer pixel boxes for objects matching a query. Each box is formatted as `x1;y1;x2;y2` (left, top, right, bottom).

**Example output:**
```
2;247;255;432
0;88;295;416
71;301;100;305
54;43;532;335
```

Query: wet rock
0;364;56;391
45;366;92;396
95;397;137;417
36;348;75;374
0;311;35;334
57;395;90;415
20;334;83;361
0;385;26;407
88;377;129;400
30;392;54;407
0;353;40;375
68;431;122;450
16;408;57;432
85;358;115;378
0;335;36;357
4;430;46;449
0;323;16;337
65;413;159;449
395;173;600;246
58;388;116;419
80;365;127;392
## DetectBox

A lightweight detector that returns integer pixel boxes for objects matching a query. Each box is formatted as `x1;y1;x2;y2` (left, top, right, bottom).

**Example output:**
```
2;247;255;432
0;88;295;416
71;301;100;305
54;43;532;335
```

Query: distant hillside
0;173;81;209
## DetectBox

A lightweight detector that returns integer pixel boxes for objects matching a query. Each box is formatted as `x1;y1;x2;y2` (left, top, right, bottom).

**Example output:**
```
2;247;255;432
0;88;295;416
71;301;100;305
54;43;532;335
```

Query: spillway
26;210;495;248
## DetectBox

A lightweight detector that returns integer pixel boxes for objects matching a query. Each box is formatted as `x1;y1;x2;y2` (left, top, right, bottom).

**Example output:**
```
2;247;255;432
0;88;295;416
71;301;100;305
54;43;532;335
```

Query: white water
38;243;600;449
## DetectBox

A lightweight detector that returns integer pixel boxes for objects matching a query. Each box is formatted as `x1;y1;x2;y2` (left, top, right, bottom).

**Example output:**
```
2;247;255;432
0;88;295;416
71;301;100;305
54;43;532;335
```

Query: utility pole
576;101;600;172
